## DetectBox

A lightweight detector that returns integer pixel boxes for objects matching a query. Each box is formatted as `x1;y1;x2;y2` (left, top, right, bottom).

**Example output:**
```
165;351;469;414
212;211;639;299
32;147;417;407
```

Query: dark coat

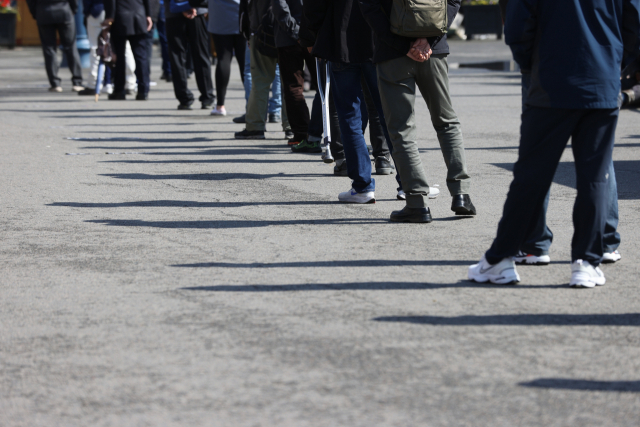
104;0;151;36
505;0;640;109
148;0;160;21
271;0;301;48
358;0;460;64
300;0;374;63
249;0;270;33
27;0;77;24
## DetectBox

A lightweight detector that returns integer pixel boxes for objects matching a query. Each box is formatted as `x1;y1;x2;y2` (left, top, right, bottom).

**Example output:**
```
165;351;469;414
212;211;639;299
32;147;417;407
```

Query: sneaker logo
479;265;493;274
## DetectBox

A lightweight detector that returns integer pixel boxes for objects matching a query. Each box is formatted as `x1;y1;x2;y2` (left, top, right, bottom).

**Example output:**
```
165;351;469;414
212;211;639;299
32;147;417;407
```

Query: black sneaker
178;103;193;110
284;130;294;139
374;155;394;175
233;114;246;123
78;88;95;96
390;206;433;223
235;129;265;139
451;194;476;216
201;103;213;110
333;159;348;176
136;93;148;101
268;113;281;123
108;92;126;100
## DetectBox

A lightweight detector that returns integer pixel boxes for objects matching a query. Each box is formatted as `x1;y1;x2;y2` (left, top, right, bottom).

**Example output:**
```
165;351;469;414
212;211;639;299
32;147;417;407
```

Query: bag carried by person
390;0;448;38
97;28;116;68
254;6;278;58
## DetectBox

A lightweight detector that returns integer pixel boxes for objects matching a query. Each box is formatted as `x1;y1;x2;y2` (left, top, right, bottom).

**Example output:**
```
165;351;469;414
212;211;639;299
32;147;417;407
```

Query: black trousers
37;21;83;88
166;15;214;106
486;107;618;265
361;74;390;159
277;44;317;140
112;33;150;96
211;33;245;106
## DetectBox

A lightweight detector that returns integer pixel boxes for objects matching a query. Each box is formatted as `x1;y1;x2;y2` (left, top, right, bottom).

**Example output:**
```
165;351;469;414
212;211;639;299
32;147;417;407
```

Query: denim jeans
519;74;621;255
243;46;281;116
330;61;390;193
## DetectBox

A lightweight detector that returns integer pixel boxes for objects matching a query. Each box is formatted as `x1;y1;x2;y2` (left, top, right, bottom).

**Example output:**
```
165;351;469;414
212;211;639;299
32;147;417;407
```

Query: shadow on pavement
86;218;387;228
100;172;328;180
492;160;640;199
519;378;640;392
172;260;476;268
50;200;337;208
373;313;640;326
101;158;319;164
179;280;566;292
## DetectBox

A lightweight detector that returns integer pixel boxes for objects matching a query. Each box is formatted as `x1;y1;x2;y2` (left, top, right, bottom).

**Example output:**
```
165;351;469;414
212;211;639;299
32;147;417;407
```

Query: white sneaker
397;188;439;200
104;84;114;95
468;256;520;285
570;260;605;288
338;188;375;204
210;106;227;116
602;250;621;263
513;250;551;265
72;85;85;92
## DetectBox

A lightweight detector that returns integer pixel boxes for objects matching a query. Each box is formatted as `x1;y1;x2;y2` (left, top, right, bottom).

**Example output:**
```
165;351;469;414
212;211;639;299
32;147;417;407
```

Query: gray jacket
271;0;301;48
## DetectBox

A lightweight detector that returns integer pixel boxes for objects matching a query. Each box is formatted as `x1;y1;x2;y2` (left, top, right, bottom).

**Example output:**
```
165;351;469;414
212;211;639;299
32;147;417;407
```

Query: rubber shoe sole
514;254;551;265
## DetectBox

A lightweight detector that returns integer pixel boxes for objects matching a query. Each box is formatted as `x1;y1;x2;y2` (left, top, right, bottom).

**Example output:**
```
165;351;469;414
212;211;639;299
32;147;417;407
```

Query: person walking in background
468;0;640;287
157;0;172;81
360;0;475;221
104;0;153;100
272;0;316;148
164;0;215;109
26;0;85;92
207;0;245;116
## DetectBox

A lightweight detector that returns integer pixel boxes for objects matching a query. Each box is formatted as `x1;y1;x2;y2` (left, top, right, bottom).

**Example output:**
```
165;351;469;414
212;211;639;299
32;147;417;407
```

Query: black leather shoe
108;92;126;100
177;103;193;110
136;93;148;101
451;194;477;215
78;88;95;96
390;206;433;223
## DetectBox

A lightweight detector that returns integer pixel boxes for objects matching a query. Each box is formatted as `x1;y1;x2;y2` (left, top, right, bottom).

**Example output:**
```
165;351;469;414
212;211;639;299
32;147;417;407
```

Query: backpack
389;0;448;38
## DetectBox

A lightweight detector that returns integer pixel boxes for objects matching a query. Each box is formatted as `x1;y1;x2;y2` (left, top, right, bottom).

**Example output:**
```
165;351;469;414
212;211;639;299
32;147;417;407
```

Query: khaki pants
246;36;290;132
377;54;471;208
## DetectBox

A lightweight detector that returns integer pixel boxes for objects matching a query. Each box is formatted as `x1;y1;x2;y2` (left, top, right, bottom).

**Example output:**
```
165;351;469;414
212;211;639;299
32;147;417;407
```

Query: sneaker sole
569;273;605;287
514;257;550;266
469;274;520;285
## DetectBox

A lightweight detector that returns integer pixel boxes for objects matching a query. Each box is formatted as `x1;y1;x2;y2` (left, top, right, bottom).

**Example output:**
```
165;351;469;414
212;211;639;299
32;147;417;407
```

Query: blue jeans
519;74;621;255
243;47;281;115
330;61;389;193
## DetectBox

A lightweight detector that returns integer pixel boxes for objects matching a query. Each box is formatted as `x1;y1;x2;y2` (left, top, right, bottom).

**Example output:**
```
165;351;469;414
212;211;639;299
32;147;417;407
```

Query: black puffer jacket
300;0;374;63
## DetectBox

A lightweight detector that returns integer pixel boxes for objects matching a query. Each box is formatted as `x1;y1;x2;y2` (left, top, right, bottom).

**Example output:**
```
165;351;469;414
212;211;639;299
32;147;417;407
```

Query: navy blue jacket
505;0;640;109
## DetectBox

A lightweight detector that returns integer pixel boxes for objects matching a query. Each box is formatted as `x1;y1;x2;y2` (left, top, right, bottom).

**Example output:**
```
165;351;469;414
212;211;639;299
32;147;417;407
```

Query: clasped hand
407;38;432;62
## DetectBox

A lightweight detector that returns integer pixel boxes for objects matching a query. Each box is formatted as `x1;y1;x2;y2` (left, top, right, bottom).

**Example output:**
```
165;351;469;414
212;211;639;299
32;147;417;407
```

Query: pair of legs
244;36;290;133
156;6;171;78
211;33;245;111
37;20;83;89
330;61;391;194
377;54;471;209
485;107;618;266
277;44;317;142
242;46;284;119
112;33;149;97
165;15;215;107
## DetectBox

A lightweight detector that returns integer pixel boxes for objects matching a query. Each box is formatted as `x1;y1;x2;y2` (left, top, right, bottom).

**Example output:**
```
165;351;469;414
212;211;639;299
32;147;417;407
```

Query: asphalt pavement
1;41;639;426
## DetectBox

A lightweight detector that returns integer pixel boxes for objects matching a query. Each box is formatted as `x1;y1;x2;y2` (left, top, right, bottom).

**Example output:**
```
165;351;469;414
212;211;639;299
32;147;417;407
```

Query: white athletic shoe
602;250;621;263
397;187;440;200
569;260;605;288
210;106;227;116
513;250;551;265
468;256;520;285
338;188;375;204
